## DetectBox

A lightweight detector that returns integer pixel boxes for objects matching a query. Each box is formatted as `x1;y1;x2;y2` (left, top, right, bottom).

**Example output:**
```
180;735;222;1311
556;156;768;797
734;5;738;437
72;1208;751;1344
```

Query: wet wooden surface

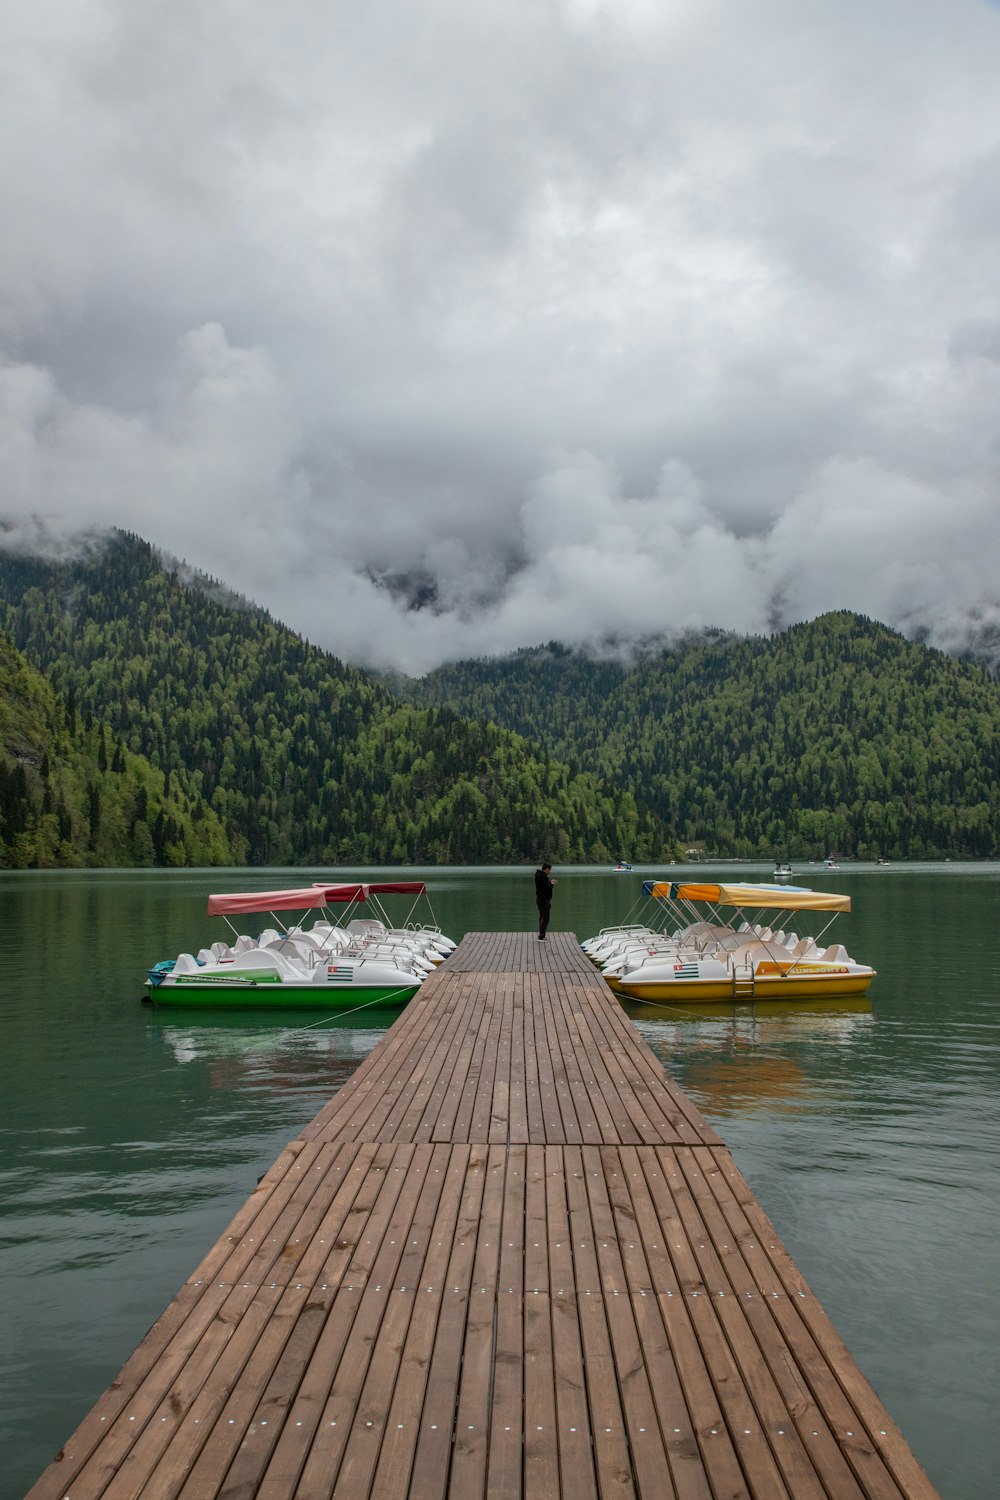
26;932;940;1499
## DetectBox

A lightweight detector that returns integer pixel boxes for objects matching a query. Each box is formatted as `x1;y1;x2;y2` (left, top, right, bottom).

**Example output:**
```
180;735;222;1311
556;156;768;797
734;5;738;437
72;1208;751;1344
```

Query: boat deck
27;932;940;1499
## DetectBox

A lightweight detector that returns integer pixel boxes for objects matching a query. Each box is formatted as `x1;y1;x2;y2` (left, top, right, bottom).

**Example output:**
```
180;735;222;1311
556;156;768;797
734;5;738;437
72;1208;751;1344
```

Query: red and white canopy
207;881;427;917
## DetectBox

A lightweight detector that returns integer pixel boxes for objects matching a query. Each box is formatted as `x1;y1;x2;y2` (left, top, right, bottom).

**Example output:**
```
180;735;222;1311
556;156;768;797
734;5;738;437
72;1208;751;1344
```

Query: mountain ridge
397;610;1000;860
3;528;1000;865
0;531;668;867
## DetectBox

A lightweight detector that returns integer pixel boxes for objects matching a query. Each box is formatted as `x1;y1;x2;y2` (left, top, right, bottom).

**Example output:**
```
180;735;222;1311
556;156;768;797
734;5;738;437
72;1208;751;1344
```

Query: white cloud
2;0;1000;672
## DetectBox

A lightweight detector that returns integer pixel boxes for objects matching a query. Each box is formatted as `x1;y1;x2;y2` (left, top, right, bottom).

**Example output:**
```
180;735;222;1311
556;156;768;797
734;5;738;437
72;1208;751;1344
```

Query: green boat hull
145;980;420;1010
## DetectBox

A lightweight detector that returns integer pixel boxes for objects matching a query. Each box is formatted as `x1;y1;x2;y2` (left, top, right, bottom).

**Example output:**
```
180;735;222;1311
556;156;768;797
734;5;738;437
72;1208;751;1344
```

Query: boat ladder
732;963;756;999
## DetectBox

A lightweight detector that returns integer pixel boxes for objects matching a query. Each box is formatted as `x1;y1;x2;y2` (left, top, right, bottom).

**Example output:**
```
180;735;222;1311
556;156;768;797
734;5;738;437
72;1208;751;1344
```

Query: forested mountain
6;529;999;869
402;614;1000;859
0;631;235;867
0;533;667;867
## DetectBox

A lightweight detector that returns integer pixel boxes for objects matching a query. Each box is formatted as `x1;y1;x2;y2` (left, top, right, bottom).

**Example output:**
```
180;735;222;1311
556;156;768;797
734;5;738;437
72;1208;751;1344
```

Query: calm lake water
2;863;998;1499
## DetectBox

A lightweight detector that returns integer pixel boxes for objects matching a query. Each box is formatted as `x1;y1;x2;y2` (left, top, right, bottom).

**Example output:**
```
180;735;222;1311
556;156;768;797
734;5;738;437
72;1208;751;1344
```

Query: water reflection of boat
682;1052;808;1112
149;1004;403;1043
624;995;874;1027
588;881;875;1003
627;997;875;1113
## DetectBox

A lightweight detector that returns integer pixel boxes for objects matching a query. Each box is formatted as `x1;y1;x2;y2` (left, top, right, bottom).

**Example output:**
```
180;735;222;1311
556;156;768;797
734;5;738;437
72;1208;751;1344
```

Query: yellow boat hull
610;969;875;1004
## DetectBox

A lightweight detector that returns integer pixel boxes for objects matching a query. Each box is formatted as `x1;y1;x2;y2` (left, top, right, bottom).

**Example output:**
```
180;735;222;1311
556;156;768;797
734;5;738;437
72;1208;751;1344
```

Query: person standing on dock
534;862;556;939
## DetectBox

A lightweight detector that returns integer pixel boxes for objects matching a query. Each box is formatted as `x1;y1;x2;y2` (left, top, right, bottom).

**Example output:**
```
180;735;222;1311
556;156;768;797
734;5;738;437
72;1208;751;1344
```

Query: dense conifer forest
0;631;234;867
0;533;665;867
4;529;1000;868
403;616;1000;859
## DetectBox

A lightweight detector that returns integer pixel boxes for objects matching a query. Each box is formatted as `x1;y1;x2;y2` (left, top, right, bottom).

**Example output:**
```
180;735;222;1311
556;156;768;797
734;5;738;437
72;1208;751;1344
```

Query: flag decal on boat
672;963;700;979
327;965;354;982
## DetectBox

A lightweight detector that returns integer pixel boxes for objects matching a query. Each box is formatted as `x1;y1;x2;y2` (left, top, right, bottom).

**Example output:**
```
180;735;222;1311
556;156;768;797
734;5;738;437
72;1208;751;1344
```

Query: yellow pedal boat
593;880;875;1004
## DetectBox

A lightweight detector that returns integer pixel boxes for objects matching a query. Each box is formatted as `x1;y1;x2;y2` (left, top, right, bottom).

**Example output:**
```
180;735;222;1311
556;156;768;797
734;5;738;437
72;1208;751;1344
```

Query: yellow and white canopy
642;881;851;913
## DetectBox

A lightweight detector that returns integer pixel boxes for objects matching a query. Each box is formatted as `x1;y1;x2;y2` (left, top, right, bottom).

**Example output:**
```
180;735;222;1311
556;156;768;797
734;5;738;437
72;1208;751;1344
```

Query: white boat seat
715;934;744;953
228;947;299;978
282;931;326;953
263;938;315;969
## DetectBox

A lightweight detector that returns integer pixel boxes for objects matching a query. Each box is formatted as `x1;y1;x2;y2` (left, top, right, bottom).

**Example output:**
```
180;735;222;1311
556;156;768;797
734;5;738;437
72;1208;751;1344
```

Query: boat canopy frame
642;881;851;913
311;882;441;935
641;880;850;967
205;881;442;949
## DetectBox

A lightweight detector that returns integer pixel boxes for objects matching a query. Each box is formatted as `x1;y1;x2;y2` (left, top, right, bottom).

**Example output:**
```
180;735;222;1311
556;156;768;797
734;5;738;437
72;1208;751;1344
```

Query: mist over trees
3;531;1000;869
0;533;668;868
403;613;1000;861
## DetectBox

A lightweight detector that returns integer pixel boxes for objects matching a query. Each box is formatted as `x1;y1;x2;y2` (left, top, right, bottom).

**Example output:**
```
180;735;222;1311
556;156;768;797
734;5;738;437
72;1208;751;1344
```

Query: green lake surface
2;863;998;1498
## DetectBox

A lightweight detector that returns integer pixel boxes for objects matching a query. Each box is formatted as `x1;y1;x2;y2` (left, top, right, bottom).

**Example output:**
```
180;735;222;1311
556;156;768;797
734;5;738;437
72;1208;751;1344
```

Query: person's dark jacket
535;868;554;903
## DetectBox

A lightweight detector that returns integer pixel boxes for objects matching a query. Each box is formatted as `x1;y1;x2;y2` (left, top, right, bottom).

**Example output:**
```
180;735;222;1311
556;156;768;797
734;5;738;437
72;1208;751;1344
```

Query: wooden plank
25;932;942;1500
552;975;639;1144
445;1143;507;1497
488;973;514;1145
599;1147;715;1500
639;1146;799;1500
466;980;508;1144
367;1144;473;1499
174;1142;409;1499
562;1143;638;1497
664;1146;846;1500
273;1144;443;1498
299;986;448;1142
427;974;497;1143
405;1145;490;1499
574;981;721;1147
523;1145;559;1498
544;1144;600;1500
507;974;530;1145
206;1139;376;1290
522;972;547;1143
320;1141;455;1500
335;988;473;1143
528;970;566;1143
26;1280;261;1500
535;963;585;1145
375;969;479;1142
695;1147;939;1500
411;972;486;1142
668;1148;882;1498
485;1143;527;1496
448;976;504;1143
367;983;481;1142
577;1143;680;1497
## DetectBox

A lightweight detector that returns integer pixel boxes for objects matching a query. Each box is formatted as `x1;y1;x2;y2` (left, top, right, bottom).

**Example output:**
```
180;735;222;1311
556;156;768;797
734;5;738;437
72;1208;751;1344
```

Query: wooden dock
27;933;941;1499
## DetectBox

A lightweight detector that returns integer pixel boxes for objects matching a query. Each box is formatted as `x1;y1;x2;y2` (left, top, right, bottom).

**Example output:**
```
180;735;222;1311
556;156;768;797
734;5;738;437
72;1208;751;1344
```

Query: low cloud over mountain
3;0;1000;671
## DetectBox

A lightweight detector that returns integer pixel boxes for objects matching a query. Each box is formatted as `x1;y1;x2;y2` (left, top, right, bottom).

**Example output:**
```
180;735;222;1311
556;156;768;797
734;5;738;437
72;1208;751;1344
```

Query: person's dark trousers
537;902;551;939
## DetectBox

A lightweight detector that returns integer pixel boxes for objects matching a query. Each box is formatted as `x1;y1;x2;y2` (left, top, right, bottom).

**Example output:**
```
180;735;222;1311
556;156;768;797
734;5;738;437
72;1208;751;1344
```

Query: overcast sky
3;0;1000;673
